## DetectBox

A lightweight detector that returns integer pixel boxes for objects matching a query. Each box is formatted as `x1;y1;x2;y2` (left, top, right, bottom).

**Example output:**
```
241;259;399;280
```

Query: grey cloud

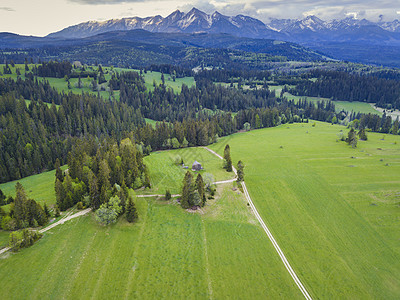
0;7;15;12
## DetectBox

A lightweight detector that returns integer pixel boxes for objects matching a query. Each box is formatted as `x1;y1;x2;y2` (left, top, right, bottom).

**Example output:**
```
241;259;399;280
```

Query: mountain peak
186;7;205;16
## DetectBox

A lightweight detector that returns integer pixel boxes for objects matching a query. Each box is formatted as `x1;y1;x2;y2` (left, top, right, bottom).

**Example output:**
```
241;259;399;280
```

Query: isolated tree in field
358;128;368;141
143;166;151;188
181;171;193;209
165;189;171;201
196;174;206;207
237;160;244;182
125;197;138;223
223;144;233;172
346;128;358;148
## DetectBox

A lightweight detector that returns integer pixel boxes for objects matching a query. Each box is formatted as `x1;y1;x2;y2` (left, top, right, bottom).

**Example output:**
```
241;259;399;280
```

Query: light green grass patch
283;92;382;115
0;165;67;208
0;182;302;299
143;147;234;195
210;121;400;299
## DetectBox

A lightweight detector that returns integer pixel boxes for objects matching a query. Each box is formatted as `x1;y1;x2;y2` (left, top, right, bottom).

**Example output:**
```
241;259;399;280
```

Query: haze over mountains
2;7;400;67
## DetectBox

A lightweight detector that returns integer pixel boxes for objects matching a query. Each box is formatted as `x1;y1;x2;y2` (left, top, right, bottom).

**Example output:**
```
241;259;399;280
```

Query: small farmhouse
192;161;203;171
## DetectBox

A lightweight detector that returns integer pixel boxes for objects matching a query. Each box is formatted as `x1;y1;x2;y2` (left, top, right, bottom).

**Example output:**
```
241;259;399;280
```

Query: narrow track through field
203;146;313;300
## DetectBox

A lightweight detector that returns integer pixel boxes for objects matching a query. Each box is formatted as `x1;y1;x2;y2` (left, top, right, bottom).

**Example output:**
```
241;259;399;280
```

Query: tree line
291;70;400;109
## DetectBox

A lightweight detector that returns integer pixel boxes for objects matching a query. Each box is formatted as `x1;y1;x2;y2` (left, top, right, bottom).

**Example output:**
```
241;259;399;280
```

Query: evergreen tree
223;144;233;172
54;205;61;217
181;171;193;209
165;189;171;201
14;182;28;228
392;118;399;135
89;173;100;209
43;203;51;218
0;189;6;206
125;197;138;223
55;158;63;183
237;160;244;182
195;174;206;207
358;128;368;141
143;166;151;189
346;128;358;148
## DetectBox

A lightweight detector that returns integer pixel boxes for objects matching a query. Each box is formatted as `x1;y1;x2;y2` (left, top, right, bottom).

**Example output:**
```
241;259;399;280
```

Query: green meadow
210;121;400;299
0;64;195;100
1;122;399;299
0;149;302;299
143;147;234;195
0;165;67;210
282;91;381;115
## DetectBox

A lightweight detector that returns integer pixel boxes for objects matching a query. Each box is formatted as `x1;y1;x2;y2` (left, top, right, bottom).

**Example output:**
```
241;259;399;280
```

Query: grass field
1;123;399;298
210;122;400;299
0;165;67;210
282;91;382;115
0;148;303;299
143;147;235;195
0;64;195;100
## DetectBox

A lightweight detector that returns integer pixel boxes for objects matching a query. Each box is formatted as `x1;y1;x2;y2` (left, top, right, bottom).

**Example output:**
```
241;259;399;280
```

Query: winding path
203;146;313;300
0;208;92;256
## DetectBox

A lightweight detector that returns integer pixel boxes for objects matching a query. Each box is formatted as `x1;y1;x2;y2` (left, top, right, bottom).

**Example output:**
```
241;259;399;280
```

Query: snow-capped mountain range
48;7;400;42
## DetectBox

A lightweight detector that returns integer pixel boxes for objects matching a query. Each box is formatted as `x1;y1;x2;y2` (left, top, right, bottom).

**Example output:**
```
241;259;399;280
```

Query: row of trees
55;137;148;212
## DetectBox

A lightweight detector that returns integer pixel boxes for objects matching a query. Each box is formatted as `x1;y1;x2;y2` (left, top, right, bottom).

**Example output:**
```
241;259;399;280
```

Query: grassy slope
0;165;67;208
0;149;302;299
143;147;234;195
210;122;400;299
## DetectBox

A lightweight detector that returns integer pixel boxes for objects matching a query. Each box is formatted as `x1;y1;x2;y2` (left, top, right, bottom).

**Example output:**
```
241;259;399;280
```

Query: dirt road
203;146;313;300
0;208;92;256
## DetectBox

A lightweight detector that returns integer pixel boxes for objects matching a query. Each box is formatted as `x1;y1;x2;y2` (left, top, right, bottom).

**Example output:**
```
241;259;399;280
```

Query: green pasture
0;169;302;299
210;121;400;299
0;64;195;99
143;147;234;195
0;165;67;208
282;91;381;115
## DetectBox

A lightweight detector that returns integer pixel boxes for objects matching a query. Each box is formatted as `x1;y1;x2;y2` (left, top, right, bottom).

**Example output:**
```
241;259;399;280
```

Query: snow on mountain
283;15;326;32
379;20;400;32
47;8;278;39
46;8;400;46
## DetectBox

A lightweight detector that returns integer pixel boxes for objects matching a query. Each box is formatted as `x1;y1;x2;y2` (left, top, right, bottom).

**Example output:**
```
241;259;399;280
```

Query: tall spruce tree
14;182;28;228
196;174;206;207
125;197;138;223
55;158;63;183
181;171;193;209
237;160;244;182
223;144;233;172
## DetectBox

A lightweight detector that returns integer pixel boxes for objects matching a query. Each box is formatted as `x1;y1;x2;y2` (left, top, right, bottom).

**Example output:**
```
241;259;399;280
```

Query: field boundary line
203;146;313;300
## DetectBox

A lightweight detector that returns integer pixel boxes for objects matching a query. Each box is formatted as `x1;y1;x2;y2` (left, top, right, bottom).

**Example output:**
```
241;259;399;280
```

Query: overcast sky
1;0;400;36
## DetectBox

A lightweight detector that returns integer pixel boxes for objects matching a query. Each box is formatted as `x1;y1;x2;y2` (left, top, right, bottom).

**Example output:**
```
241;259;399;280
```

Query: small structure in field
192;161;203;171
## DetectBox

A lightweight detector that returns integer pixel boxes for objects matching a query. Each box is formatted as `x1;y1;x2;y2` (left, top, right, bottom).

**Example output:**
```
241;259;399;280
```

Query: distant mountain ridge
47;8;281;39
47;8;400;44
